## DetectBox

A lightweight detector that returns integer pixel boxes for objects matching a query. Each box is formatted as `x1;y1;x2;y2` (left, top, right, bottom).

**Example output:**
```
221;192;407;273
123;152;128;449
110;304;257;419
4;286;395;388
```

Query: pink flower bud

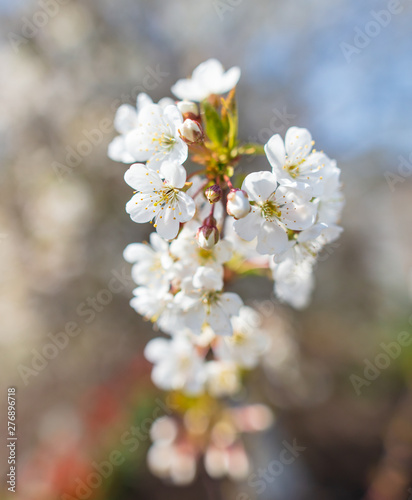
227;189;251;219
179;119;204;144
177;100;199;119
205;185;223;204
196;224;220;250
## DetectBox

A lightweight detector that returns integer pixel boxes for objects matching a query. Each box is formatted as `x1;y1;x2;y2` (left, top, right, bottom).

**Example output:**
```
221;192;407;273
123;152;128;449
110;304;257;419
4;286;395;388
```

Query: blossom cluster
108;58;344;483
147;403;273;485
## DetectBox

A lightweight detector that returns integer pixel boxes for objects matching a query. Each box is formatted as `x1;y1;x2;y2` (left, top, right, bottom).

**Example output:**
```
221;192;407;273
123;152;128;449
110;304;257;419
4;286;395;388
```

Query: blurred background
1;0;412;498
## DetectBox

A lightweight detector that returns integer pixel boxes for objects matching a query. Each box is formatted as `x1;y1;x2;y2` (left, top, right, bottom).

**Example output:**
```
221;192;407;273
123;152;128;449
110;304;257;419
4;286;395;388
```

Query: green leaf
201;100;225;147
221;89;238;150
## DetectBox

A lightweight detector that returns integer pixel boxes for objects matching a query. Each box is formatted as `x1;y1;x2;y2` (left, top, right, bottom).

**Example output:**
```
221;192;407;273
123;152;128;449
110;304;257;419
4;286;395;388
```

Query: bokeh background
1;0;412;499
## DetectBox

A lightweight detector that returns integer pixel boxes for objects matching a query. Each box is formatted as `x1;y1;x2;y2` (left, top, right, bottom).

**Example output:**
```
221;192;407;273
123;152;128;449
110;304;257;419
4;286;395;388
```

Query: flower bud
205;185;222;204
177;100;199;119
197;224;220;250
180;119;204;144
226;189;251;219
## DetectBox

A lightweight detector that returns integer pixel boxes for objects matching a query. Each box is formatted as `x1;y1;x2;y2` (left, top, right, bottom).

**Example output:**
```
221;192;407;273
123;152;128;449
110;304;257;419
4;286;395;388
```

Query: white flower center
153;186;179;207
231;331;247;345
259;199;281;222
201;291;222;315
283;158;306;178
152;128;176;152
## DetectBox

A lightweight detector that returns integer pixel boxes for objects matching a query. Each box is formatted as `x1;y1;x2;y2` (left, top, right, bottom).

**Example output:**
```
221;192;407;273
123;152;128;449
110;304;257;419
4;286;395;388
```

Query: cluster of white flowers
147;405;273;485
109;58;344;483
124;228;268;396
109;57;344;393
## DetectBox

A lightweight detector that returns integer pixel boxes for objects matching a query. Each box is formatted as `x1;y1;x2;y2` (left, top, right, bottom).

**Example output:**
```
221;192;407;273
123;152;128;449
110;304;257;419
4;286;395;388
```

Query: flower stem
223;175;234;189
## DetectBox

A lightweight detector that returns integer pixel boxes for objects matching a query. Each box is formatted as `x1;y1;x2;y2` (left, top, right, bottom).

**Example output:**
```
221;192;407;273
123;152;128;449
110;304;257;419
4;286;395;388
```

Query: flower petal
217;66;241;94
171;79;207;101
280;201;317;231
285;127;312;164
123;242;153;263
265;134;286;172
108;136;136;164
193;58;225;87
160;161;187;188
114;104;138;134
146;140;188;168
176;192;196;222
208;305;233;337
149;232;169;252
242;171;278;202
171;59;241;101
124;129;153;162
124;163;162;190
136;92;153;111
144;337;170;363
193;267;223;291
126;193;157;223
297;223;327;243
220;292;243;316
233;210;261;241
155;209;180;240
162;105;184;130
256;221;289;255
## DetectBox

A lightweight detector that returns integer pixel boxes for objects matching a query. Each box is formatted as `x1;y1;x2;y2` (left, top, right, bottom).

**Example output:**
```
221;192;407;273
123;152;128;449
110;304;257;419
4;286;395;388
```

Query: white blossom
271;223;342;308
130;285;184;335
147;442;197;485
130;285;172;323
224;217;270;267
123;232;173;289
170;227;232;281
174;267;243;336
108;63;346;437
213;307;269;369
206;361;241;397
233;171;317;255
271;258;315;309
171;58;241;102
265;127;331;196
144;335;206;394
316;162;345;225
274;223;342;265
124;104;188;167
108;93;174;163
124;161;195;240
